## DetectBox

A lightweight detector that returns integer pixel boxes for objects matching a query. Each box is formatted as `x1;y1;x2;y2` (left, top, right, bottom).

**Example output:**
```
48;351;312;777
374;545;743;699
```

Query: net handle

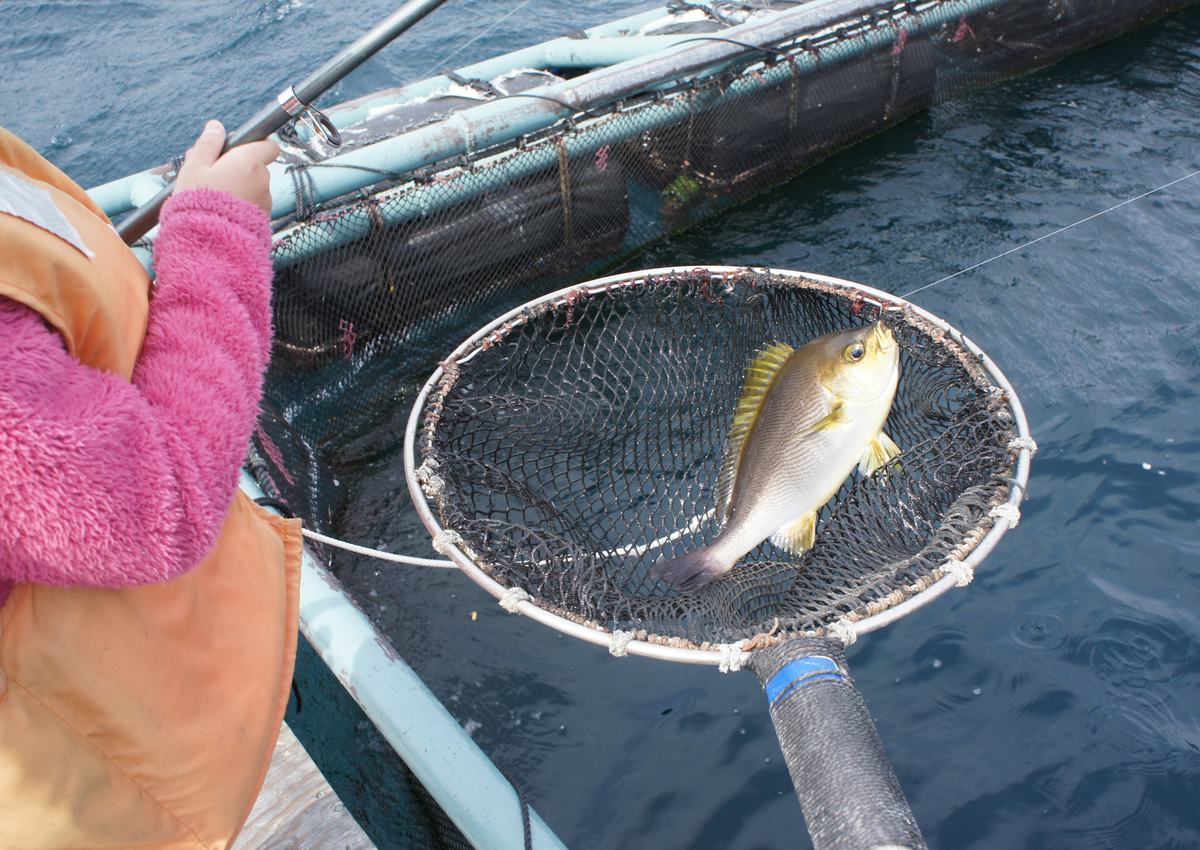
750;637;927;850
403;266;1033;664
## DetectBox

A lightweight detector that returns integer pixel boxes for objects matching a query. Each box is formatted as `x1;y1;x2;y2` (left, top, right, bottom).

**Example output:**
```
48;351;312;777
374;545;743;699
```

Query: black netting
415;269;1016;649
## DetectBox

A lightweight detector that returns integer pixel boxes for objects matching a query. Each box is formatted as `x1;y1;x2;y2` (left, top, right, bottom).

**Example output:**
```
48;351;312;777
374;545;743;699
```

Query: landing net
408;268;1028;654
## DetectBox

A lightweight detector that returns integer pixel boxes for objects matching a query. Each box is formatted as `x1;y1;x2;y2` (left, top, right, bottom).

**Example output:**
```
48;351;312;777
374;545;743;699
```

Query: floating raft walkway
235;722;375;850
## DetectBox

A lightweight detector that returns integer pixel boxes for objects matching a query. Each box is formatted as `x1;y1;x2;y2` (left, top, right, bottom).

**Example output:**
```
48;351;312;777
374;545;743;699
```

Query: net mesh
249;0;1182;532
415;269;1018;650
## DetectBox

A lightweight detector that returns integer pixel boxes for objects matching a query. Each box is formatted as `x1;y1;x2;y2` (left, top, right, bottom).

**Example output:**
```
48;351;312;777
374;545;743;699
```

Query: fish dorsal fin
770;510;817;555
716;342;794;522
857;431;903;476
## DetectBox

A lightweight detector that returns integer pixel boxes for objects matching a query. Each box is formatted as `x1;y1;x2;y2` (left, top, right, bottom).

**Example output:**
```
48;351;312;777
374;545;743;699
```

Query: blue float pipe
263;0;1014;219
268;0;1011;268
87;6;669;218
118;0;1012;269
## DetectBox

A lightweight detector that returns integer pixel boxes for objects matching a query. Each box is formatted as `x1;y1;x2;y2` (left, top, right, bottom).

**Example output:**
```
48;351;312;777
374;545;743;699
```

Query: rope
902;166;1200;300
496;765;534;850
717;640;750;673
500;587;533;613
669;35;792;60
989;502;1022;529
609;630;636;657
257;493;456;568
297;507;716;570
556;136;574;249
942;559;974;588
492;92;603;119
596;509;715;559
286;164;319;220
432;528;465;556
300;527;455;568
1008;436;1038;456
826;619;858;646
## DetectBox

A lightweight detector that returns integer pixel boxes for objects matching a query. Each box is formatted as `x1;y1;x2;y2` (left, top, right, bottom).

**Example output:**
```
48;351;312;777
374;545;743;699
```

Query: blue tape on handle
765;656;845;705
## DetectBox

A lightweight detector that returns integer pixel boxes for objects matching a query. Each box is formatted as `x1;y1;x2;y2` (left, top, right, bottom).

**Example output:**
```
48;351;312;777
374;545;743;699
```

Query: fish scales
651;323;901;591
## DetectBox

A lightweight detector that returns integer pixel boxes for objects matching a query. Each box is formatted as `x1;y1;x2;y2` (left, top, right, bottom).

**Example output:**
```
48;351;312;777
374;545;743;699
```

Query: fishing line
419;0;540;80
902;166;1200;300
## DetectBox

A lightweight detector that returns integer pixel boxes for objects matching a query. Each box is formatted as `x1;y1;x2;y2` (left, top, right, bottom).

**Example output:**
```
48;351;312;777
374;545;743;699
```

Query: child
0;121;301;850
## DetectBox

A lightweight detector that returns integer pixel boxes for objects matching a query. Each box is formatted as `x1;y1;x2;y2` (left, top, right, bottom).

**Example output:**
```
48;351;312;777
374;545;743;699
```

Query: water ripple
1065;614;1197;686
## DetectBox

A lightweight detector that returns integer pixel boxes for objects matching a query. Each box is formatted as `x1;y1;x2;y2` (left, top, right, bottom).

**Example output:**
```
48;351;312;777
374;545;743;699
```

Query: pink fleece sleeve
0;188;274;601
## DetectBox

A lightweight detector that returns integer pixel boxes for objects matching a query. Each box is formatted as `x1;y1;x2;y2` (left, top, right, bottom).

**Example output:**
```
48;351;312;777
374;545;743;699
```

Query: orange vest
0;129;301;850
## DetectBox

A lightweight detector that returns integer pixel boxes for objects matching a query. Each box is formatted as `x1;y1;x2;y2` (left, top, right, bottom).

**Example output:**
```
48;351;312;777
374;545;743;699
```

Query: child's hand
174;120;280;214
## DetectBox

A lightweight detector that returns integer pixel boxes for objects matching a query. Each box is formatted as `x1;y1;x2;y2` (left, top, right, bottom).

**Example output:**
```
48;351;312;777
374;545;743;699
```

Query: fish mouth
871;321;897;353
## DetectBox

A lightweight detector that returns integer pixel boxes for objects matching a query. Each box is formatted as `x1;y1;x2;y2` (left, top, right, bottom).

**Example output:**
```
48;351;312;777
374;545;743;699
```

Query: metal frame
403;266;1034;666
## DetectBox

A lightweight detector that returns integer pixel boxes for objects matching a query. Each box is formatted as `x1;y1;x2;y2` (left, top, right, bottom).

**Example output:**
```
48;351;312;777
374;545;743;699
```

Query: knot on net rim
404;267;1032;666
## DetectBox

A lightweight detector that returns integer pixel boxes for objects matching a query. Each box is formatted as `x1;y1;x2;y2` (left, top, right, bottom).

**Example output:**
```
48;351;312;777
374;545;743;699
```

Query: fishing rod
117;0;451;244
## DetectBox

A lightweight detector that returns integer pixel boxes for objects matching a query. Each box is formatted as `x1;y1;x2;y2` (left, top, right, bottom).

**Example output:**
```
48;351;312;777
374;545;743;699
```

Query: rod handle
750;637;927;850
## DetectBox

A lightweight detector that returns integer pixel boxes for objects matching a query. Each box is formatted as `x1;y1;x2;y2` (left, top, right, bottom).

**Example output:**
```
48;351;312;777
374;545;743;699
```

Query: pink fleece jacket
0;188;275;608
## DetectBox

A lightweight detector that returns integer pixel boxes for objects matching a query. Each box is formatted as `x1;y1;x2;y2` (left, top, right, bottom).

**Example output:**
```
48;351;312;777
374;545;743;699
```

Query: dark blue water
7;3;1200;848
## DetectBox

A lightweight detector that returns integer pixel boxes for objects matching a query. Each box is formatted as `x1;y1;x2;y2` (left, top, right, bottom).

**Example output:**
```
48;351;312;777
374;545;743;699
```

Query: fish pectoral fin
805;398;847;434
857;431;903;476
770;511;817;555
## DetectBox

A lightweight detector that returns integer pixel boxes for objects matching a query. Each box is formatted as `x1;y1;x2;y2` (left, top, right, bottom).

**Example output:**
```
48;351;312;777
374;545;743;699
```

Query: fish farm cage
232;0;1192;539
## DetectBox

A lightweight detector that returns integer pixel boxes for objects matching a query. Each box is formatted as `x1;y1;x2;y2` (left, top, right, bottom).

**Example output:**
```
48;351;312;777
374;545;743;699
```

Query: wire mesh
413;269;1018;650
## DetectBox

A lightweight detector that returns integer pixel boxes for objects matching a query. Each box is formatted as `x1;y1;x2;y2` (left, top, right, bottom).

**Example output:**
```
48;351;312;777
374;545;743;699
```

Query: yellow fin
857;431;903;476
770;511;817;555
808;398;846;432
716;342;794;522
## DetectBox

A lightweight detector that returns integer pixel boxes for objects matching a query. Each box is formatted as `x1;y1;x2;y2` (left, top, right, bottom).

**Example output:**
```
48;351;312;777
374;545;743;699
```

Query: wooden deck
235;722;376;850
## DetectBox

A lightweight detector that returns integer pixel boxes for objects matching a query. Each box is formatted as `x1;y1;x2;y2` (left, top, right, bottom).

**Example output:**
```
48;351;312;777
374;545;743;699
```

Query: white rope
717;640;750;673
301;506;715;571
942;559;974;588
530;509;718;568
432;528;465;555
415;458;446;496
902;167;1200;300
826;619;858;646
1008;436;1038;456
608;630;635;657
595;509;716;559
499;587;533;613
989;502;1022;529
300;527;456;568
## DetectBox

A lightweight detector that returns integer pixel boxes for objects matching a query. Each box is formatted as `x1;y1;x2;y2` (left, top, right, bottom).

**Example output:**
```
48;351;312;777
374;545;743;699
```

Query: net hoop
404;266;1033;666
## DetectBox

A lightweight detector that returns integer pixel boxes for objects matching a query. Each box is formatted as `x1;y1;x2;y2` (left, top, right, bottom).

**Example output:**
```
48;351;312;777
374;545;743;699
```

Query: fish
650;322;902;591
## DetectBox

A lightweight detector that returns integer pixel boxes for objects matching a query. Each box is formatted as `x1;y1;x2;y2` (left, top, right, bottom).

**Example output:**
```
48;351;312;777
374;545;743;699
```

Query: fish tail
649;545;731;592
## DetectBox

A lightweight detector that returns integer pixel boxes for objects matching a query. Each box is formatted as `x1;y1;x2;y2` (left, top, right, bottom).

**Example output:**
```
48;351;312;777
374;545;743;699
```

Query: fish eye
845;343;866;362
